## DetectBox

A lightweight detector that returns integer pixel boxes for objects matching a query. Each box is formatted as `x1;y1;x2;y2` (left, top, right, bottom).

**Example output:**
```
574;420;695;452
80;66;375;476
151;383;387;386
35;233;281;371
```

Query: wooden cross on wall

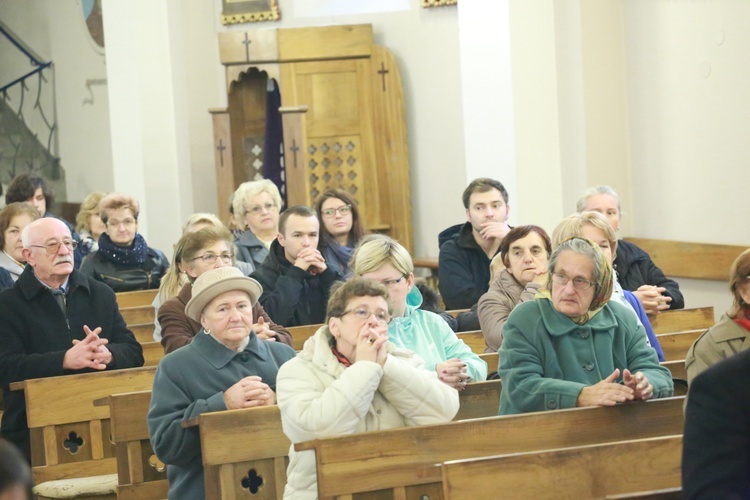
378;63;389;92
242;33;252;62
216;139;227;167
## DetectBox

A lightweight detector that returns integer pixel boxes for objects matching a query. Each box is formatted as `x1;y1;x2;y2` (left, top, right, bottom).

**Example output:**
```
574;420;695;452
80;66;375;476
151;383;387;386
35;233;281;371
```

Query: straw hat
184;267;263;322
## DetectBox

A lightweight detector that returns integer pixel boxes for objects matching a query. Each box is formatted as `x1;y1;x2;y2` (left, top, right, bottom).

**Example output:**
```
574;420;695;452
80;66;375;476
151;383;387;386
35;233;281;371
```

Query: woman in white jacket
276;277;460;499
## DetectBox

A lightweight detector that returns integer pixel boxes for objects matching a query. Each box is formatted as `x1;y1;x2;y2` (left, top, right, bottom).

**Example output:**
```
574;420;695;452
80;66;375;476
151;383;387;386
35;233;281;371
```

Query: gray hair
548;237;613;309
232;180;283;224
575;185;621;214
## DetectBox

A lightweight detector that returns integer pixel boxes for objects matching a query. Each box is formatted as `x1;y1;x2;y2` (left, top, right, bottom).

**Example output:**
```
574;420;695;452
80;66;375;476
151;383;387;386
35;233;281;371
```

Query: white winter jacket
276;326;460;499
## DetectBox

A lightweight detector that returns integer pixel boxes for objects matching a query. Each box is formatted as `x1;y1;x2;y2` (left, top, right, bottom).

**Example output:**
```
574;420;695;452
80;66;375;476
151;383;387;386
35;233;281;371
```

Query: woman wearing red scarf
686;248;750;383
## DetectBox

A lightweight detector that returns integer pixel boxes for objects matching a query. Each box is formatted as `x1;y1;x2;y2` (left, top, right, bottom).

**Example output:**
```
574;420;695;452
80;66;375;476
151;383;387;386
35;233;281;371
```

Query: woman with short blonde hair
75;192;107;259
232;180;283;271
350;234;487;388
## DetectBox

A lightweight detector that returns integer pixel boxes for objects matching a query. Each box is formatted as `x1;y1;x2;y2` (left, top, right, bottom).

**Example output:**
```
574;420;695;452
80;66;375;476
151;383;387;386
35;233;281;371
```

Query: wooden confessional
209;24;413;252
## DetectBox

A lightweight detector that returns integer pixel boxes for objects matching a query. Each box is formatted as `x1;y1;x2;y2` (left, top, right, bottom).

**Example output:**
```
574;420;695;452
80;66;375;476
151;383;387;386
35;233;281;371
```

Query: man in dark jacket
251;206;340;327
438;178;511;310
0;218;144;461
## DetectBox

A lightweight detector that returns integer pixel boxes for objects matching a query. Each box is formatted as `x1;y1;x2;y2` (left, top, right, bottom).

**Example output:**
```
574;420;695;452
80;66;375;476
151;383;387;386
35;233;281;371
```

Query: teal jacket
498;299;673;415
388;287;487;382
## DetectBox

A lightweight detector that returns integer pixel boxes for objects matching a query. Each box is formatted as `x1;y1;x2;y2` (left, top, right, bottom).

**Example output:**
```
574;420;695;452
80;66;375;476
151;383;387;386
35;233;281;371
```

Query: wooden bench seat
10;367;156;494
657;330;703;362
98;391;168;500
287;324;320;351
296;396;686;499
129;323;155;343
140;341;165;367
441;435;683;499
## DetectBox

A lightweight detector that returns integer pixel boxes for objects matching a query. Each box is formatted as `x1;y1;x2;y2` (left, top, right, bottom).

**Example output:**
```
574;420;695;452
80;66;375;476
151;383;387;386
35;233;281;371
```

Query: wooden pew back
441;435;683;500
14;367;156;485
297;396;686;499
197;405;290;499
455;330;484;355
115;290;158;309
657;330;704;362
650;306;714;334
288;324;320;351
119;305;155;326
105;391;168;500
141;341;165;367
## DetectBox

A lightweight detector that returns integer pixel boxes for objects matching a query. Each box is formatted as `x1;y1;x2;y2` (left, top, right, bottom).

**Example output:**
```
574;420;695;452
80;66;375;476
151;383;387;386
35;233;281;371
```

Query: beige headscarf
538;237;613;325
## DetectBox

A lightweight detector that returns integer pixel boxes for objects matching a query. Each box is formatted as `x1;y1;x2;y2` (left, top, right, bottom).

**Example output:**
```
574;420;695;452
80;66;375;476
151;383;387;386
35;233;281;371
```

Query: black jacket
683;348;750;498
0;266;144;460
438;222;500;310
614;239;684;310
251;240;340;327
79;247;169;293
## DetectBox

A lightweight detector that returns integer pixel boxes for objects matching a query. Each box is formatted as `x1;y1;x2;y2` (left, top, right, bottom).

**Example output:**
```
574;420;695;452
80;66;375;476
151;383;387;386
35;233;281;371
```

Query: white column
102;0;195;258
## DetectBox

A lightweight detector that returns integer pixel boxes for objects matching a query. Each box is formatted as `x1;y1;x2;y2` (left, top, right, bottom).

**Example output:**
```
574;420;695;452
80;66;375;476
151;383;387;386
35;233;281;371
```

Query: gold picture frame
421;0;457;7
221;0;280;25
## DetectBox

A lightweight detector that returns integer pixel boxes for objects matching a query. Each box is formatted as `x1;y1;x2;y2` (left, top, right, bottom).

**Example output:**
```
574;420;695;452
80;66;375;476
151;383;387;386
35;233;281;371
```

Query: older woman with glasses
315;189;366;277
79;193;169;292
350;234;487;389
158;227;291;354
498;237;673;415
232;180;282;272
276;277;459;498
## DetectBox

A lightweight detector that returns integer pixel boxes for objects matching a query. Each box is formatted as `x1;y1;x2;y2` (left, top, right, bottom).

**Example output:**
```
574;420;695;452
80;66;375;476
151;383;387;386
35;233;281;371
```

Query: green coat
498;299;673;415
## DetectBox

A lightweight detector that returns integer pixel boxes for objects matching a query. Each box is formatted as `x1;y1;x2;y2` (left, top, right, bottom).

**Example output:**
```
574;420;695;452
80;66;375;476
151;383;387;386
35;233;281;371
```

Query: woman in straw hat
148;266;296;500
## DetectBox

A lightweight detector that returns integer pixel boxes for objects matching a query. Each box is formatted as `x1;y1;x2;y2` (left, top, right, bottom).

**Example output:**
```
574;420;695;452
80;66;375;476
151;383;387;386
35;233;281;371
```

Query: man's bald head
21;217;75;287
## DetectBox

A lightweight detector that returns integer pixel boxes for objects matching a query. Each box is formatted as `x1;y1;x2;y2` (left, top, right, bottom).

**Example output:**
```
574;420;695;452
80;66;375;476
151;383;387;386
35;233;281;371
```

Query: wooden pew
446;309;469;318
119;306;155;326
453;379;501;421
98;391;168;500
189;405;290;499
140;341;165;367
650;306;714;335
623;237;746;281
288;324;320;351
296;396;685;499
129;323;155;344
10;367;156;494
455;330;484;355
478;352;498;374
187;379;501;499
657;330;703;362
441;435;683;500
115;289;158;309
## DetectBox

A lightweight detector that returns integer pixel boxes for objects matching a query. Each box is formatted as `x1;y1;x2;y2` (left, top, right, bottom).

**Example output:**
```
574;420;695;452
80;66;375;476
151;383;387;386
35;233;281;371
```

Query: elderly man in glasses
0;217;144;462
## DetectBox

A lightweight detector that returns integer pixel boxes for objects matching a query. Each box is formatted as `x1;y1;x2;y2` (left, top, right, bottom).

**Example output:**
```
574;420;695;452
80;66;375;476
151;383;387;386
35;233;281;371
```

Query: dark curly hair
4;173;53;208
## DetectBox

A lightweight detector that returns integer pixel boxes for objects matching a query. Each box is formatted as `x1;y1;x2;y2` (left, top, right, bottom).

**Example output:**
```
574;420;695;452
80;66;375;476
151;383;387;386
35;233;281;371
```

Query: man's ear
276;232;285;247
21;248;34;266
505;204;511;221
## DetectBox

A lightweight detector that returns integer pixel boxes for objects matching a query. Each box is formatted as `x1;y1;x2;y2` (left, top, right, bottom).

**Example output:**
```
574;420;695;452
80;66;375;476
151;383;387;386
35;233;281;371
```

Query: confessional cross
216;139;227;167
378;63;390;92
289;140;300;169
242;33;252;62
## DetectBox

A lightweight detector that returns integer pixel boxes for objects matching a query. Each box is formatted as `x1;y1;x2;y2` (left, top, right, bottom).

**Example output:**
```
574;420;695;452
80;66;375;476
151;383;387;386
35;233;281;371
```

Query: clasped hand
576;368;653;407
64;325;112;370
436;358;470;390
293;247;327;275
224;376;276;409
634;285;672;315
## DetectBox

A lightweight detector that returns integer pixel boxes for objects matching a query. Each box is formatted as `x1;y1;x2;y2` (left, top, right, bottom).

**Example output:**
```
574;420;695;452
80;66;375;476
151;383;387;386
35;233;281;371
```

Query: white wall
624;0;750;317
0;0;113;202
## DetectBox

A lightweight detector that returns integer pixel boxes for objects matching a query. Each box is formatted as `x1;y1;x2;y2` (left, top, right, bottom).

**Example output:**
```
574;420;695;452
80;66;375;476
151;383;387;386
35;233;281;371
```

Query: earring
204;329;211;335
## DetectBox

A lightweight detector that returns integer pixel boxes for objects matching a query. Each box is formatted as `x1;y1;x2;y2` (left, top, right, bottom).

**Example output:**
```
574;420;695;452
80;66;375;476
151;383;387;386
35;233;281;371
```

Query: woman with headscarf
685;248;750;383
552;212;664;361
498;237;673;415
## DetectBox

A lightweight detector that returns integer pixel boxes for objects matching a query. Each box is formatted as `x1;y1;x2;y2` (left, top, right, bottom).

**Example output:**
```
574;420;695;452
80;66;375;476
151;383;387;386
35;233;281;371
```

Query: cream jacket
276;326;460;499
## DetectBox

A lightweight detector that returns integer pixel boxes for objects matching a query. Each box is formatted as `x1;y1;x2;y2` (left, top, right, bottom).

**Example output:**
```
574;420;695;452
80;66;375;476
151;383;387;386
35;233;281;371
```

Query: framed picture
221;0;280;25
421;0;457;7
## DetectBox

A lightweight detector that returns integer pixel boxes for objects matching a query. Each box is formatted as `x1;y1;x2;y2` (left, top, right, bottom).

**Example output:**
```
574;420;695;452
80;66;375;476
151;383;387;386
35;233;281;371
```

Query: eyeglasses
248;202;278;215
321;205;352;218
380;276;406;288
29;239;78;254
107;218;136;228
551;272;595;290
340;307;391;325
190;253;234;265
